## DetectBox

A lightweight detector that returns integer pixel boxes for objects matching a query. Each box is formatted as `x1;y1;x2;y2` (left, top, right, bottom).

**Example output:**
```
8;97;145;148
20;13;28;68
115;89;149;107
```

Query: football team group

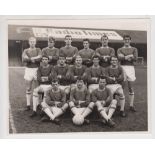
22;34;138;128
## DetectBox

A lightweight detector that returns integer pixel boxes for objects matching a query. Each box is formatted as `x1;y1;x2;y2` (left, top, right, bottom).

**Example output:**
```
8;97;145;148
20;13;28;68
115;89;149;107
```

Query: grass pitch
9;66;148;133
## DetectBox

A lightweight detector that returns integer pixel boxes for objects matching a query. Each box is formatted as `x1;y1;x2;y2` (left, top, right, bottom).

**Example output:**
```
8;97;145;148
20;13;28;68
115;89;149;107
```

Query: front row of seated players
32;76;117;127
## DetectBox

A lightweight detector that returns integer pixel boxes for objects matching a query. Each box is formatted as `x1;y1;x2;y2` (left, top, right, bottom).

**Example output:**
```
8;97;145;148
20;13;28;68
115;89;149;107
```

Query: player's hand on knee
95;101;102;107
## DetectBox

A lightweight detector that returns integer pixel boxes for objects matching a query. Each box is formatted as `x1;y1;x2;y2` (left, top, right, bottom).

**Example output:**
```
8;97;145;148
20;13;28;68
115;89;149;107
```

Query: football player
59;35;78;65
42;36;59;66
30;55;56;117
54;53;70;95
117;35;138;112
91;76;117;127
69;77;95;125
96;34;115;67
105;56;126;117
67;55;87;88
22;37;42;111
41;79;68;125
78;38;95;67
85;55;105;93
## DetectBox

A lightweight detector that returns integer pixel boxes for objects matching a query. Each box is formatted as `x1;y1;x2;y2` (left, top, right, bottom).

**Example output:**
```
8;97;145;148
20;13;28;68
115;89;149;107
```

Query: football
72;115;84;126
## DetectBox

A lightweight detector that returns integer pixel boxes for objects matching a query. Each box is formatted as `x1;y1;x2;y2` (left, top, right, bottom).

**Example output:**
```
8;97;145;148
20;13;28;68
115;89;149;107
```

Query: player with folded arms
117;35;138;112
59;35;78;65
30;55;56;117
42;36;59;66
78;38;95;67
54;53;70;96
85;55;105;93
67;55;87;89
96;34;115;68
22;37;42;111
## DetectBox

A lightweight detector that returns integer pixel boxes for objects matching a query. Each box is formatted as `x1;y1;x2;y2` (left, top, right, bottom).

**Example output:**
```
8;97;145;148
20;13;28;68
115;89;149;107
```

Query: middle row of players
31;54;125;127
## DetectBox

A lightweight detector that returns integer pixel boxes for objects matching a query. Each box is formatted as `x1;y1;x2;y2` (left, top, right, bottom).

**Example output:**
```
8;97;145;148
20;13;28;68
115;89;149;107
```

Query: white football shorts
34;84;52;93
106;84;122;95
122;65;136;81
24;67;38;81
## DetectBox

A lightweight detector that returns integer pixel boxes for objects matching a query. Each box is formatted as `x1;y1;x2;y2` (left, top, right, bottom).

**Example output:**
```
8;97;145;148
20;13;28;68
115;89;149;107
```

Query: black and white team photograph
8;18;149;134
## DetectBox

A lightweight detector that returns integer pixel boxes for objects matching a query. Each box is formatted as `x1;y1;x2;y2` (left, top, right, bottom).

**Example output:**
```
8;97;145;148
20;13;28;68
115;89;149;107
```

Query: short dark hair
83;38;90;43
92;54;100;60
65;35;72;39
42;55;49;60
51;78;59;84
101;34;108;40
48;36;55;42
99;75;107;82
76;76;84;82
110;56;118;61
123;34;131;40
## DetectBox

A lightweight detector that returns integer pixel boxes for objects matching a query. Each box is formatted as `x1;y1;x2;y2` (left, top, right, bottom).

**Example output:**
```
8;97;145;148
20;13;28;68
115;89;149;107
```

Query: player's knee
61;103;68;112
110;99;117;109
95;101;102;107
116;88;125;99
96;103;103;112
41;102;48;110
69;101;75;108
33;89;39;97
119;93;125;100
65;88;70;95
88;102;95;111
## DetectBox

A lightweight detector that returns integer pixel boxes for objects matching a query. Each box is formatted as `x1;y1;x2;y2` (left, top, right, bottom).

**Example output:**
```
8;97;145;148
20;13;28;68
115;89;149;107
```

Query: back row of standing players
22;34;138;127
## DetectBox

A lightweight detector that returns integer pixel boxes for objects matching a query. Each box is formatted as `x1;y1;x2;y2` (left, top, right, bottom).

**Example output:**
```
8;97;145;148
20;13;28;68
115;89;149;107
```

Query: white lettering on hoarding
32;28;123;40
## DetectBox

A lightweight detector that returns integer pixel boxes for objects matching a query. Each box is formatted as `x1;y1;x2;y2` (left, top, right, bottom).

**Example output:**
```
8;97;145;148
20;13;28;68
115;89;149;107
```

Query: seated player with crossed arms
30;55;56;117
69;77;95;125
78;38;95;67
54;53;70;96
40;79;68;125
105;56;126;117
91;76;117;128
85;55;105;93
